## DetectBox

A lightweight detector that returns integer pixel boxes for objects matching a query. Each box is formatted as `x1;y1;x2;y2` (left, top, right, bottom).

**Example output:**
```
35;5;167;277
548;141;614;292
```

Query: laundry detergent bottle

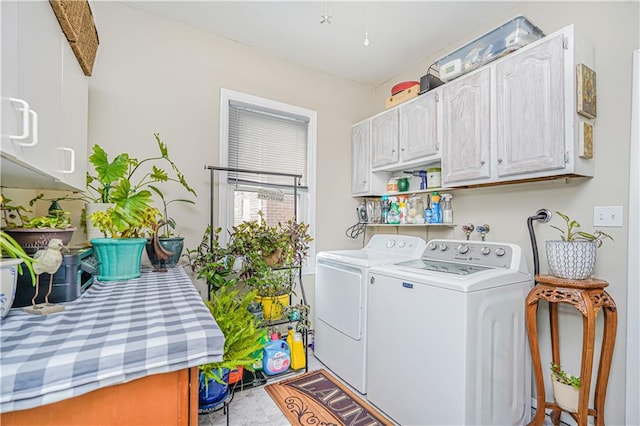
291;332;306;370
263;335;291;375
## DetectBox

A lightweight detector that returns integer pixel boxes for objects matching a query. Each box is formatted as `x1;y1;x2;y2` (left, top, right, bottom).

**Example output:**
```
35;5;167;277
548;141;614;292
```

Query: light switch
593;206;623;227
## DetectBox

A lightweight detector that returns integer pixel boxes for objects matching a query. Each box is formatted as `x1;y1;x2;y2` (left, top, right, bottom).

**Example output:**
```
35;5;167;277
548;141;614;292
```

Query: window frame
219;88;317;274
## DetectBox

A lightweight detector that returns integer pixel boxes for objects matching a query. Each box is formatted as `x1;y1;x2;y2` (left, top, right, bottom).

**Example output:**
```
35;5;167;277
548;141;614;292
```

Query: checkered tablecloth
0;266;224;412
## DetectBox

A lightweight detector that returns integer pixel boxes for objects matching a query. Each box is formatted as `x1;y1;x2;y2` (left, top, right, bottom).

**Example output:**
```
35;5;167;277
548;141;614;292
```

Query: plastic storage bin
436;15;544;82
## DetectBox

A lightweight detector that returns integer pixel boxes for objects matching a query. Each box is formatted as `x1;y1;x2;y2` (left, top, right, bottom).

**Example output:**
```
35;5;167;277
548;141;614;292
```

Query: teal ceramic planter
91;238;147;281
145;237;184;269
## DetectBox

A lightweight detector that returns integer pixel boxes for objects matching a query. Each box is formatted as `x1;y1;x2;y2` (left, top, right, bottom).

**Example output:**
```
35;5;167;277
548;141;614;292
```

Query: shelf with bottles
365;223;456;228
359;187;454;198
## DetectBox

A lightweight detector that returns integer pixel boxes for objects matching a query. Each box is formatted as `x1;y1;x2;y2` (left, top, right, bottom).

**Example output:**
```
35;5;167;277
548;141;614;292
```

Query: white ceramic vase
546;240;597;279
552;376;579;413
1;258;22;319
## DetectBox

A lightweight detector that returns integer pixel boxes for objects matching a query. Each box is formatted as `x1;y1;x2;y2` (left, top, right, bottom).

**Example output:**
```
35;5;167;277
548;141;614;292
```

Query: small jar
408;195;425;224
387;178;398;193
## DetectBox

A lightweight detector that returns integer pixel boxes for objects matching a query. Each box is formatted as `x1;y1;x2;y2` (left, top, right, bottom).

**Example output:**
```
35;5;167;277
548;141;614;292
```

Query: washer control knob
495;248;506;257
481;246;491;255
457;244;469;254
428;242;438;250
386;240;396;248
439;244;448;251
398;241;406;248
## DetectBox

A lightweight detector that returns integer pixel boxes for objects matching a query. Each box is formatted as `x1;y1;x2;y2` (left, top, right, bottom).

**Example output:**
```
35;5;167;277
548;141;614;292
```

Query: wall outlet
593;206;623;227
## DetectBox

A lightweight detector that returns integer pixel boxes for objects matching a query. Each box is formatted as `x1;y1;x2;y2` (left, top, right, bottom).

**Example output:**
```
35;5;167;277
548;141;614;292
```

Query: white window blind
228;100;309;188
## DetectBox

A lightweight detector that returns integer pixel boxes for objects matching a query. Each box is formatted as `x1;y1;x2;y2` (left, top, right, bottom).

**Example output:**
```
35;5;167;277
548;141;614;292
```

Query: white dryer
314;234;426;394
366;239;532;425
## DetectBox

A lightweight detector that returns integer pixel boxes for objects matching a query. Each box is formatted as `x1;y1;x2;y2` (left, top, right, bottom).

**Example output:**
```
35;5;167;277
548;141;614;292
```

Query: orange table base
526;275;617;426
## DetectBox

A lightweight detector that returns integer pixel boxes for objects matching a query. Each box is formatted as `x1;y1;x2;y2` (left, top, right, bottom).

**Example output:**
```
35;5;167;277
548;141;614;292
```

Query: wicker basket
49;0;99;76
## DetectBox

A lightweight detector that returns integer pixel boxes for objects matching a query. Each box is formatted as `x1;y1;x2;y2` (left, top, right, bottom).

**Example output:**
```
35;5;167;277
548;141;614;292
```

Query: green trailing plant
1;194;72;230
0;230;36;286
253;267;295;298
551;211;613;247
551;362;581;389
199;286;264;384
283;303;311;332
86;133;196;204
184;226;237;292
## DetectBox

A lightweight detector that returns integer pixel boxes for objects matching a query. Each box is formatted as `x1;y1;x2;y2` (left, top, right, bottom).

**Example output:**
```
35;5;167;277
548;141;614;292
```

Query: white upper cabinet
0;1;88;191
495;31;566;177
442;68;491;184
352;119;389;196
371;109;399;169
399;89;440;164
352;121;371;195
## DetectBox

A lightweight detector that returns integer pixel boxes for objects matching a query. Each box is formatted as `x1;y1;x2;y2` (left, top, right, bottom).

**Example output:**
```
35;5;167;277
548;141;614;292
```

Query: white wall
87;2;375;302
371;3;639;425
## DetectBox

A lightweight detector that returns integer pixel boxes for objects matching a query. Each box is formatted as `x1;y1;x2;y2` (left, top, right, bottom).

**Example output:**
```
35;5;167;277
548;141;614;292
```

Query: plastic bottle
263;335;291;375
441;194;453;223
286;326;294;350
291;332;306;370
381;195;390;224
431;192;441;224
387;198;401;224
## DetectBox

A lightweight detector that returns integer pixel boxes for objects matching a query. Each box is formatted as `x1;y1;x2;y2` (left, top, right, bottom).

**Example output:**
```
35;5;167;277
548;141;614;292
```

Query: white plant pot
552;376;579;413
546;240;597;279
1;258;22;319
86;203;115;240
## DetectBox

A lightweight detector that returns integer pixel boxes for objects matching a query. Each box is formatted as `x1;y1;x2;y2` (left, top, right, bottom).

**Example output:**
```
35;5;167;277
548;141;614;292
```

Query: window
219;89;316;273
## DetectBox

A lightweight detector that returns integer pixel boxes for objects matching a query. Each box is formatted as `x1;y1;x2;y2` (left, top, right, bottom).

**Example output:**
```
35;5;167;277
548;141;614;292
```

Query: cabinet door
371;109;398;169
59;38;89;190
442;68;491;184
351;121;371;195
399;90;439;162
1;1;21;158
16;1;64;179
495;31;566;177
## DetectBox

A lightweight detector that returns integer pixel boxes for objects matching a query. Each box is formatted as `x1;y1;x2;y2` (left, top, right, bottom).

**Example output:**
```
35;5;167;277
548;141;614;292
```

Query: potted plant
198;286;264;411
184;226;238;292
144;187;196;270
89;195;161;281
1;230;37;319
253;267;295;320
85;133;196;241
550;362;581;413
1;193;76;253
546;211;613;279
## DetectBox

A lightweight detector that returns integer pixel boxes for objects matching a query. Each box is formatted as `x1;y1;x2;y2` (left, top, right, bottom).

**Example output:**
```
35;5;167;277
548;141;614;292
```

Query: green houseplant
198;286;264;410
1;193;76;252
1;230;37;319
184;226;237;292
550;362;580;413
546;211;613;279
85;133;196;241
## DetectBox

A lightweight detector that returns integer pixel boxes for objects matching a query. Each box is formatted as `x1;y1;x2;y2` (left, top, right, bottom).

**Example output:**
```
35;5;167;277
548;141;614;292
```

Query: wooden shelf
357;187;454;198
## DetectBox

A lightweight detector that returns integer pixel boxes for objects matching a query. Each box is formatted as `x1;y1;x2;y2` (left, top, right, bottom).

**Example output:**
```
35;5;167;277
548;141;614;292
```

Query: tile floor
198;353;341;426
197;352;557;426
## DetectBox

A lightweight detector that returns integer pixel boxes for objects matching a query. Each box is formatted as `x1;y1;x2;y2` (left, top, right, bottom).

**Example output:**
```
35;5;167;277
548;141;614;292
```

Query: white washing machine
366;239;532;425
315;234;426;394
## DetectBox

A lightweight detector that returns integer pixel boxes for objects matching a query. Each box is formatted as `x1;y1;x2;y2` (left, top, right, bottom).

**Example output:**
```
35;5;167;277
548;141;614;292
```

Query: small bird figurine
30;238;66;308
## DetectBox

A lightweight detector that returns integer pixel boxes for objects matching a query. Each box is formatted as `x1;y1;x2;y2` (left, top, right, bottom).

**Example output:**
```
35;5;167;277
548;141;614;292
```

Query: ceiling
121;1;525;87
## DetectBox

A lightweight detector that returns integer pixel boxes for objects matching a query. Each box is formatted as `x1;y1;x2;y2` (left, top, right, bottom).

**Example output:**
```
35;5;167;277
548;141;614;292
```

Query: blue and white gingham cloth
0;266;224;412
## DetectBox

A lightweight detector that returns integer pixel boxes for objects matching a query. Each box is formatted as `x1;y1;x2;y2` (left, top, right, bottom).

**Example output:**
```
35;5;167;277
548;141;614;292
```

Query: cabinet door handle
8;98;30;141
498;158;503;163
18;109;39;147
480;160;485;166
57;147;75;173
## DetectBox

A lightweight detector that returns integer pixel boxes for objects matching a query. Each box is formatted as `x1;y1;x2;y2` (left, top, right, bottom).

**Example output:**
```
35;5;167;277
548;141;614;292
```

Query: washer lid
396;259;491;276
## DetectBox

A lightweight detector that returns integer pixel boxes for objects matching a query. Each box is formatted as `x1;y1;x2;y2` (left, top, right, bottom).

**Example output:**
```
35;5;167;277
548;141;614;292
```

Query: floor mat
265;369;392;426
